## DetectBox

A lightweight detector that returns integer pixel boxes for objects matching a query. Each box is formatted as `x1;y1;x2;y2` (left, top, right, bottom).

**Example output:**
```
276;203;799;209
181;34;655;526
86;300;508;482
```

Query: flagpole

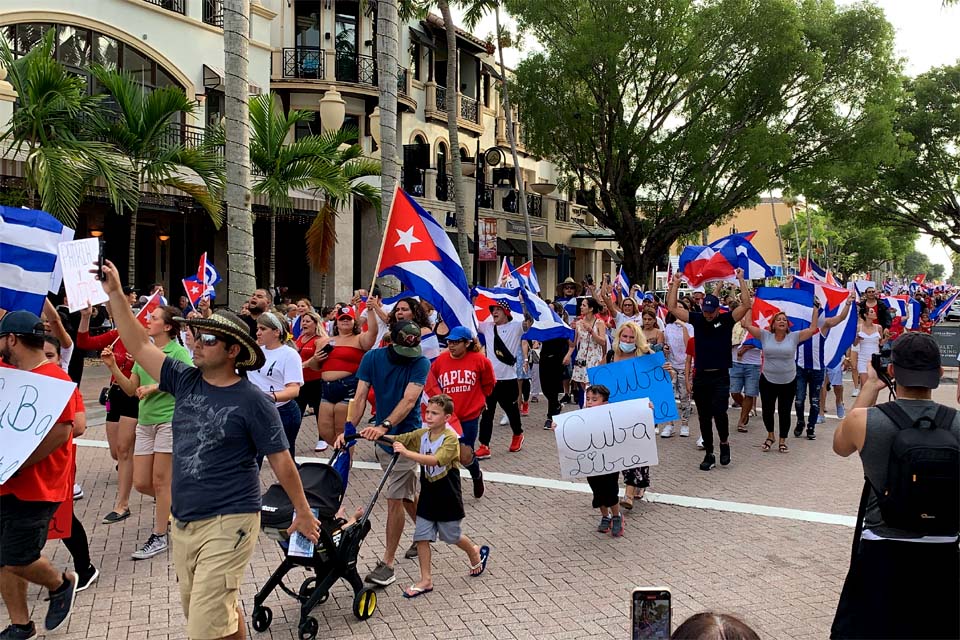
369;183;402;297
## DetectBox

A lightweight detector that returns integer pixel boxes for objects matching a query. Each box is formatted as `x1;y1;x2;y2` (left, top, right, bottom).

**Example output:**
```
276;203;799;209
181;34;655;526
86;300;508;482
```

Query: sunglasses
192;331;223;346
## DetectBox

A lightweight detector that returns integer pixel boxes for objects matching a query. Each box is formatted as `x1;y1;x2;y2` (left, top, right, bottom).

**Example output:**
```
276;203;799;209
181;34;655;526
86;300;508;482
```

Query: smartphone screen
97;238;105;280
632;588;671;640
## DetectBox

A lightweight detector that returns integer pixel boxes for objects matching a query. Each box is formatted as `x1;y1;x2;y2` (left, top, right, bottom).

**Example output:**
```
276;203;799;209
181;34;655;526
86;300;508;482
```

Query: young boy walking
387;394;490;598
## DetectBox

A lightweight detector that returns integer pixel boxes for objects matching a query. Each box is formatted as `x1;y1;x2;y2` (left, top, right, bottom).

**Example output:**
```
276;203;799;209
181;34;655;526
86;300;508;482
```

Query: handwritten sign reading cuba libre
0;367;76;484
553;398;658;479
586;351;679;424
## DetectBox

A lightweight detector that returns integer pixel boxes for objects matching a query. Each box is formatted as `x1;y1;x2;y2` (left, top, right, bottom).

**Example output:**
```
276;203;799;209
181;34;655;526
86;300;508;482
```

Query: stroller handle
337;433;395;451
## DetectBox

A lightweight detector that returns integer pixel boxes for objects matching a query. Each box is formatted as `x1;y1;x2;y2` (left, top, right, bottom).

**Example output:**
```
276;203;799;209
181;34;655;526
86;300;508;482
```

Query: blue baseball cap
702;294;720;312
446;326;474;342
0;310;45;337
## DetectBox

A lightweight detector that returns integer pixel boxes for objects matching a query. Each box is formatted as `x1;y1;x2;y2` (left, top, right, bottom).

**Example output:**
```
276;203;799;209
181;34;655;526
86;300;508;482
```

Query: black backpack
867;402;960;536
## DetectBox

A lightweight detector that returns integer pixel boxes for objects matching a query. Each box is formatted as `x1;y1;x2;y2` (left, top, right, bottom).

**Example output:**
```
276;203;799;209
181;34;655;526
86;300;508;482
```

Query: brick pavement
3;363;955;639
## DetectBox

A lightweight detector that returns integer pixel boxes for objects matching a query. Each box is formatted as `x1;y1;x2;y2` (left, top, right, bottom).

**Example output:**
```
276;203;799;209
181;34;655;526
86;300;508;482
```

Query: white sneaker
500;415;509;426
696;436;705;450
314;440;329;452
660;424;675;438
680;425;690;437
851;388;860;398
131;533;168;560
73;484;83;500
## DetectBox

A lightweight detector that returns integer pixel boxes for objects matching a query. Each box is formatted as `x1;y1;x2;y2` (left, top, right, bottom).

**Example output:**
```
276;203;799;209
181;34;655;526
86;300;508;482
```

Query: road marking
75;439;856;529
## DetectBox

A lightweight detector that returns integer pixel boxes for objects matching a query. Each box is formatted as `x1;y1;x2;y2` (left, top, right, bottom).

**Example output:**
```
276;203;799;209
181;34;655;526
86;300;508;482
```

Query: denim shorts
413;515;462;544
729;362;760;397
459;417;479;449
825;365;844;387
320;374;358;405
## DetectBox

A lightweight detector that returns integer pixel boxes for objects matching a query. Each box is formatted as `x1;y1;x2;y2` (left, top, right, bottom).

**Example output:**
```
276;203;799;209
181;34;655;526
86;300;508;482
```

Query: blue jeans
795;367;824;431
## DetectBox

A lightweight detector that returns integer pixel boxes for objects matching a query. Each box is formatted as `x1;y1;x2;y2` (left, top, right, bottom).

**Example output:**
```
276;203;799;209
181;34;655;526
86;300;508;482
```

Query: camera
872;344;895;389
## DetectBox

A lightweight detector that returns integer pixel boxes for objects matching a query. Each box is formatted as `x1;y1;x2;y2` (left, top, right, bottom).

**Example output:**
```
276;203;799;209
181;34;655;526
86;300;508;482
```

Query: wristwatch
380;420;392;432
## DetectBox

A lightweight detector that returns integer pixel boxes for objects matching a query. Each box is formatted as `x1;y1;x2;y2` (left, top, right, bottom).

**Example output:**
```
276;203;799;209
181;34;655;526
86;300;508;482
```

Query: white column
332;196;355;303
0;65;17;133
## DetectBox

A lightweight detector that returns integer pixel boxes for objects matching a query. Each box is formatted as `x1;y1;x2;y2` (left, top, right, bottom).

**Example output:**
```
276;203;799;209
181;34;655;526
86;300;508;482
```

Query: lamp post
472;143;504;287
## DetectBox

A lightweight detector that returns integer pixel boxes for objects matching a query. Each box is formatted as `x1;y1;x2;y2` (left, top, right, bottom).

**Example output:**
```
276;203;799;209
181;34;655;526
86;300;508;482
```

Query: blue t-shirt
356;347;430;437
159;358;289;522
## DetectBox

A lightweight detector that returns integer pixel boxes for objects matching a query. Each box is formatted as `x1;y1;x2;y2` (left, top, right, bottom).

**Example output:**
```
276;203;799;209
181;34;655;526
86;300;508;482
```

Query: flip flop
402;585;433;599
469;545;490;577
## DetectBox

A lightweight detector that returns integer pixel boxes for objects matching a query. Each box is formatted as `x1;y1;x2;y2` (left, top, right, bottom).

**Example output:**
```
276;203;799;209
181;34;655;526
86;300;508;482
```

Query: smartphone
320;343;335;355
632;587;671;640
96;238;105;281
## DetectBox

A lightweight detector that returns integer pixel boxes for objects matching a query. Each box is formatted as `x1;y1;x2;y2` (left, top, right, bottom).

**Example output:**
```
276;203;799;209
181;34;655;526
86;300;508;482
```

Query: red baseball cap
338;306;357;320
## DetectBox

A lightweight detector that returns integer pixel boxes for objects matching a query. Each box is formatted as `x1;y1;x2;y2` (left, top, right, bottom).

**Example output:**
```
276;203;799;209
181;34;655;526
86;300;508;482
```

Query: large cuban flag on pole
519;286;574;342
679;231;774;287
376;186;476;333
0;206;74;315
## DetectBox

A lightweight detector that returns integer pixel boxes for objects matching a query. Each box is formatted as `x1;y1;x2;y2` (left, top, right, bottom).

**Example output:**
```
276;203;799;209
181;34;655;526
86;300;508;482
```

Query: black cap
890;333;941;389
702;294;720;312
0;311;45;337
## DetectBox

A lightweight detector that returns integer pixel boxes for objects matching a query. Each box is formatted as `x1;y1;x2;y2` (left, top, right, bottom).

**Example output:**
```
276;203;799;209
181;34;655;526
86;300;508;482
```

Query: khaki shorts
170;512;259;639
374;445;418;502
135;422;173;455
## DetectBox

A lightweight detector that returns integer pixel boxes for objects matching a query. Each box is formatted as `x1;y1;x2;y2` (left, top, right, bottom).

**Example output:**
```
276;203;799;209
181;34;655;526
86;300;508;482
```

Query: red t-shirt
430;350;496;421
0;361;77;503
295;334;323;382
77;329;135;381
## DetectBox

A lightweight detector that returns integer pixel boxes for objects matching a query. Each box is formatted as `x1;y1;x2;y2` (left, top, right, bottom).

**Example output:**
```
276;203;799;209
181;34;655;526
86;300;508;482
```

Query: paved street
4;363;957;639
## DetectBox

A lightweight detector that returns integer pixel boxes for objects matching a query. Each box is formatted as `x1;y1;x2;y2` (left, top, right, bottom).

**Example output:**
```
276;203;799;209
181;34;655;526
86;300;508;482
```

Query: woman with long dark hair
249;312;303;460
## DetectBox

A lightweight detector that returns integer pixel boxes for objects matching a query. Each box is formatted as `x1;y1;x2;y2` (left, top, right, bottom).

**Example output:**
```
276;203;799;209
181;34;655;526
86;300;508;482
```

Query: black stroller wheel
298;616;319;640
298;577;317;601
251;605;272;632
352;588;377;620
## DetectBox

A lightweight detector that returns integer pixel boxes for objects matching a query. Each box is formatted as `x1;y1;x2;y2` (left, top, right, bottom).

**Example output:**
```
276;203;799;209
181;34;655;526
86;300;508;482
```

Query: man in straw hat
94;259;321;640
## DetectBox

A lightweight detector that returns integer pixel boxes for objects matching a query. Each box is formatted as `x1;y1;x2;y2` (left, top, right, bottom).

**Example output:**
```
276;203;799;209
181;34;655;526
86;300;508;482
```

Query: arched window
436;141;448;173
413;133;427;146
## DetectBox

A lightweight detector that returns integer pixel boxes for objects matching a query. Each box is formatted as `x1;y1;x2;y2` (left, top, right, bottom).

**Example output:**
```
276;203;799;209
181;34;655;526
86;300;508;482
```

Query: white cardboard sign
553;397;658;479
0;367;76;484
57;238;108;312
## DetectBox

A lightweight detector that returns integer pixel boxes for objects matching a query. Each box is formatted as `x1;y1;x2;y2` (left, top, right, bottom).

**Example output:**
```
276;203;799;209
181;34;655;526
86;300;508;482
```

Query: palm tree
89;66;224;286
0;30;136;226
248;93;380;287
375;0;400;216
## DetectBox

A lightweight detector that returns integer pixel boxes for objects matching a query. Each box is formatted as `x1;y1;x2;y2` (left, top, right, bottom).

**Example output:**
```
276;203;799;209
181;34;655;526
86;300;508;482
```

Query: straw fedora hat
175;310;265;371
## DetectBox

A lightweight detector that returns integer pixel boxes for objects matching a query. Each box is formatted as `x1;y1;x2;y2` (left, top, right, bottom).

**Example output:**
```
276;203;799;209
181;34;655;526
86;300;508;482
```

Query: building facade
1;0;621;306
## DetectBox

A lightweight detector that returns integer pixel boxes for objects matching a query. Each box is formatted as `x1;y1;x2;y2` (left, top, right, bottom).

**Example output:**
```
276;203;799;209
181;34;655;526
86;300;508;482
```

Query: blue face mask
619;342;637;353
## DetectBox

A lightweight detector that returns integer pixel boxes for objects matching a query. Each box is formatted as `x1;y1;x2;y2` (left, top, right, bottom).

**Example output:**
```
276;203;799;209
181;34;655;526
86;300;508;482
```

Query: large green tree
506;0;901;282
809;64;960;253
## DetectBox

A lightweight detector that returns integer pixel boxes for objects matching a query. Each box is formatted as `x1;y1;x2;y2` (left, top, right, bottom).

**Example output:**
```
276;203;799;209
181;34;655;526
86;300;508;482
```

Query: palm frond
306;201;338;272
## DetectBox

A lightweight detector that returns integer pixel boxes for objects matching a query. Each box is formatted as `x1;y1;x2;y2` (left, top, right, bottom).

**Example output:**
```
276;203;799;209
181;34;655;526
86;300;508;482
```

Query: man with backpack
831;332;959;639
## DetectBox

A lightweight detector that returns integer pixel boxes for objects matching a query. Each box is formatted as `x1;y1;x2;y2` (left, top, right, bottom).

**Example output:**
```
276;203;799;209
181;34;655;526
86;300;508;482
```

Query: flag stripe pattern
0;206;74;315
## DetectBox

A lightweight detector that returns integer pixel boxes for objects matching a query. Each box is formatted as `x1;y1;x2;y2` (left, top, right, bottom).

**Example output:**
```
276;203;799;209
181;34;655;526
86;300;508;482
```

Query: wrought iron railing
401;167;426;197
397;68;408;96
436;172;455;202
335;51;377;85
527;193;543;217
202;0;223;26
144;0;185;14
282;47;324;79
460;94;479;123
436;85;447;112
478;184;494;209
556;199;569;222
502;189;518;213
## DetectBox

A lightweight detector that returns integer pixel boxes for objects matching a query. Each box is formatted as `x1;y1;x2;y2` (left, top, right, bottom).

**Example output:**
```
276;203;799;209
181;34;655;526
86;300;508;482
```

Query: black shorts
0;494;60;567
106;383;139;421
586;473;620;509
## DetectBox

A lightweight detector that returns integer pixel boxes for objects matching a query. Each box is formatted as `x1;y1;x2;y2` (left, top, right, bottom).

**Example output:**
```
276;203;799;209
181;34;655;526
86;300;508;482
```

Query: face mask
619;342;637;353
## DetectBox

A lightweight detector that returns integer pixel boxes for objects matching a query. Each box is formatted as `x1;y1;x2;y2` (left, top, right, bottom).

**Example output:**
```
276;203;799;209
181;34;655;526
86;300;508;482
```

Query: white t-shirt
663;323;688;368
615;311;641;329
59;342;74;373
479;318;523;381
247;344;304;406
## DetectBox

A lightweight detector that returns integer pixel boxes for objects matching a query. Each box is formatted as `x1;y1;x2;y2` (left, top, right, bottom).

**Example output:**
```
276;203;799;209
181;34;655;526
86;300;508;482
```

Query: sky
451;1;960;276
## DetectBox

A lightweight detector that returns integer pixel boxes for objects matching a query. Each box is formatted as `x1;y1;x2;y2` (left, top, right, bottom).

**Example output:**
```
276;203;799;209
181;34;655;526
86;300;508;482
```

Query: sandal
761;438;774;452
619;497;634;510
469;545;490;577
737;422;749;433
779;442;789;453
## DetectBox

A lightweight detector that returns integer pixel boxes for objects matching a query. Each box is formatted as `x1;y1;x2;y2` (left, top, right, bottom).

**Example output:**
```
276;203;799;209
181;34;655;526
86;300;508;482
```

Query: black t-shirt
540;336;570;360
689;311;736;370
241;314;258;338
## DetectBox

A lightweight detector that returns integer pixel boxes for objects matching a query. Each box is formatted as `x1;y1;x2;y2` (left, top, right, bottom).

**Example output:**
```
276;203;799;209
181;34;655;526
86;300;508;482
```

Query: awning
446;231;474;253
203;64;262;95
409;25;435;48
496;238;519;256
603;249;620;262
507;238;529;257
482;61;503;81
533;241;558;258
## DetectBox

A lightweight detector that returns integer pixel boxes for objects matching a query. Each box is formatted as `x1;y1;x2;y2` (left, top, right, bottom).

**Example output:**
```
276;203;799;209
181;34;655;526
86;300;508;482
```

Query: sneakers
314;440;329;452
499;414;509;426
474;444;491;460
72;484;83;501
76;565;99;592
794;423;804;438
543;419;553;430
102;509;130;524
696;436;704;450
0;623;36;639
597;515;612;533
472;470;485;499
699;452;716;471
816;414;825;425
806;428;817;441
851;387;860;398
520;401;529;417
719;443;731;466
131;533;168;560
364;560;396;586
45;572;77;632
660;424;675;438
560;394;571;405
836;405;846;419
403;542;418;559
679;425;690;437
508;434;524;452
610;515;624;537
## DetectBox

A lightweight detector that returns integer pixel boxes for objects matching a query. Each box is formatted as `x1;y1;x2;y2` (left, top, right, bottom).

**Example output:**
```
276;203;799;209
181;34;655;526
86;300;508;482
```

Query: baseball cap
446;326;474;343
337;306;357;320
890;333;941;389
702;294;720;312
391;321;422;357
0;310;45;337
489;299;513;318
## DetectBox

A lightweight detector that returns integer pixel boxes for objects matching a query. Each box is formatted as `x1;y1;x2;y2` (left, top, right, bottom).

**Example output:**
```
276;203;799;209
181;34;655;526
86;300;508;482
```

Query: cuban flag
510;260;540;293
182;276;215;308
331;420;357;490
134;292;162;328
752;287;815;332
196;252;222;287
376;187;476;333
792;274;849;312
930;290;960;323
678;231;774;287
613;266;630;301
519;286;574;343
885;295;922;330
499;257;516;287
472;286;524;323
0;207;74;315
791;276;857;369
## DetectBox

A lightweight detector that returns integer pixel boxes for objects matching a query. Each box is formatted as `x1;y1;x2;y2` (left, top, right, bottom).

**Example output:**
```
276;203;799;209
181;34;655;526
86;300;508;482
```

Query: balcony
335;51;377;85
143;0;185;14
436;172;455;202
436;85;447;112
460;94;479;124
527;192;543;217
282;47;324;79
556;199;569;222
397;68;408;96
203;0;223;27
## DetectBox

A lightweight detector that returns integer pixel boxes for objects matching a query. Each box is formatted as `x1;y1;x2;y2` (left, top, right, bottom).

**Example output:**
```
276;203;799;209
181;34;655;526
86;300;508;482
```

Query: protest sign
586;351;679;423
0;367;76;484
58;238;108;312
553;397;658;479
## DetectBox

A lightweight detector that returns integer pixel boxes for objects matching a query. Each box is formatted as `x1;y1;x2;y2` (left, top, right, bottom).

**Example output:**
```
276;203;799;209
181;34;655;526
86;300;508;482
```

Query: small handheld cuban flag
613;266;630;301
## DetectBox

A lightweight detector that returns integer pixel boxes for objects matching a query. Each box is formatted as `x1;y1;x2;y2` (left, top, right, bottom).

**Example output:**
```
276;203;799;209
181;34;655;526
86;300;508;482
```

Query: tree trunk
495;3;533;265
127;207;139;287
769;192;786;278
438;0;471;281
376;0;399;217
268;212;276;290
223;0;256;309
789;204;802;270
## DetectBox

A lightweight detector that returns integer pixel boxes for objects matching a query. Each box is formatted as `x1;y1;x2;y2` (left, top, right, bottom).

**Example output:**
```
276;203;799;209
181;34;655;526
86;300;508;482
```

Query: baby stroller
251;435;399;640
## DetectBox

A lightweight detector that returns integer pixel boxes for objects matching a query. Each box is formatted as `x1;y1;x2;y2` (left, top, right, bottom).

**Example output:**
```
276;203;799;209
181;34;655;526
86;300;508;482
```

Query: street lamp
472;143;504;286
318;86;345;133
